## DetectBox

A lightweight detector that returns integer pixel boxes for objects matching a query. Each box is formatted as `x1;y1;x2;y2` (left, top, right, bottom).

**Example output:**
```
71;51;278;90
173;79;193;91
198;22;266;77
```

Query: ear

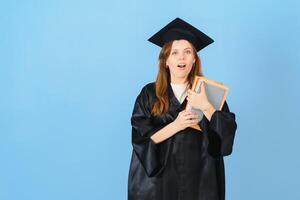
165;61;169;68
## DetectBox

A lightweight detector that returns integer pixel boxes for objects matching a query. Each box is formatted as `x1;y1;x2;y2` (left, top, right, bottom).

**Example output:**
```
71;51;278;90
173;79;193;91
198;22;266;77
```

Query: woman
128;18;237;200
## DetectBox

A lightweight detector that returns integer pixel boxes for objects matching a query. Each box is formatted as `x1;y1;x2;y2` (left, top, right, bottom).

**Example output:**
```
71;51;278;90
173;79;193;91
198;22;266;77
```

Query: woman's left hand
187;82;211;111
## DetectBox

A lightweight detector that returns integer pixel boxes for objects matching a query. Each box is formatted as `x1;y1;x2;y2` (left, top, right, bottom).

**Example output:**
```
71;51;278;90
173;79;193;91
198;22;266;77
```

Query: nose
178;52;185;60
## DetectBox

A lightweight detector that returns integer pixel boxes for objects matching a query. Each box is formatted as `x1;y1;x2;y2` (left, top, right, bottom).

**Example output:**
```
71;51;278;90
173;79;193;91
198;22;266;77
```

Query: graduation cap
148;18;214;52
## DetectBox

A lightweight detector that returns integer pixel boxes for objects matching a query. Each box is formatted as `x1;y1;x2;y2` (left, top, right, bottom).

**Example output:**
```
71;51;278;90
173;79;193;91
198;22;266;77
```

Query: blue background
1;0;299;199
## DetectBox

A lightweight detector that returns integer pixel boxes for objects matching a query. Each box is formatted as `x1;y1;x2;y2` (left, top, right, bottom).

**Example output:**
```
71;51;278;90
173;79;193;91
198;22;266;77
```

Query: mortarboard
148;18;214;52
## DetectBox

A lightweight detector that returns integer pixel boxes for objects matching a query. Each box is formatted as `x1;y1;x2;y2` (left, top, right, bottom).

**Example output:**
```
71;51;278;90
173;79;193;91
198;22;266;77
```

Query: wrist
203;102;213;112
202;103;216;121
170;121;181;133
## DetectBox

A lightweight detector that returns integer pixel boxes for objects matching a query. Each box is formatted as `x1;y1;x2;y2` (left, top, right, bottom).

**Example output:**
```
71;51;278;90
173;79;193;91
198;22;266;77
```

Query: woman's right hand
173;110;199;132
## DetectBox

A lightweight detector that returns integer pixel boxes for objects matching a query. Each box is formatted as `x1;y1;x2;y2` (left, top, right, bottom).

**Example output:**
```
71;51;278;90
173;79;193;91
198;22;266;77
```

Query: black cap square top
148;18;214;52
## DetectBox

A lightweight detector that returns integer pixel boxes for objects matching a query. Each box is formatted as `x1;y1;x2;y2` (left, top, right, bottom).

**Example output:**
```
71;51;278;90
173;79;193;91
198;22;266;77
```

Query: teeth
178;64;186;68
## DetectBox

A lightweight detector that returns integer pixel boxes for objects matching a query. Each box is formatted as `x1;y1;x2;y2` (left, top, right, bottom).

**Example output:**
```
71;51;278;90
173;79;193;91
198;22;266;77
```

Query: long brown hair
151;40;204;116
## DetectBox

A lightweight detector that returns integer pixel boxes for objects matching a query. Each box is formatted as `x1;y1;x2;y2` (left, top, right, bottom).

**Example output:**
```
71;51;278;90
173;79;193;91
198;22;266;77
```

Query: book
185;76;229;131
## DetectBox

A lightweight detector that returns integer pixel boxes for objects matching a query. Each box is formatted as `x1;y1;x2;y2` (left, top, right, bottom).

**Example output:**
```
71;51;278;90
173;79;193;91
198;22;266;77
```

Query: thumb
200;81;205;92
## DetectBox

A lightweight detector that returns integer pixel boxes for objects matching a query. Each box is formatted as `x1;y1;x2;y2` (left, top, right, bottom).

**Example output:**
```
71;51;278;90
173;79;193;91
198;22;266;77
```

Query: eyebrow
171;47;192;51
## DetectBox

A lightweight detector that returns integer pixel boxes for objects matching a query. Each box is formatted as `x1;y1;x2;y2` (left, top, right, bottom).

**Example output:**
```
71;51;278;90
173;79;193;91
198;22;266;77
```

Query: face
166;39;196;84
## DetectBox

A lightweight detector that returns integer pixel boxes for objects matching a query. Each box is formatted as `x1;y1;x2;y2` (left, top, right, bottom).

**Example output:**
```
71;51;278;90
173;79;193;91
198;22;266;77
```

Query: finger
184;114;199;120
187;89;195;96
187;96;194;101
182;111;192;115
190;116;199;121
188;89;196;95
182;111;196;117
186;119;199;124
185;114;199;119
190;121;199;126
192;119;199;124
185;111;198;115
184;112;198;117
179;110;187;115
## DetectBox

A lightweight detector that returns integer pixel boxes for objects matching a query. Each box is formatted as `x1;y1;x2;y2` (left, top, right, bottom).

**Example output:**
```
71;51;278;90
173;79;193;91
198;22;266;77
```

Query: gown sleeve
207;100;237;158
130;86;164;177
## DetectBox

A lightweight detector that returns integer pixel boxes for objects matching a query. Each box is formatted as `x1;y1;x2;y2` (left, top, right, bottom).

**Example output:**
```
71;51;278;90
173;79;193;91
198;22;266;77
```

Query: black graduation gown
128;82;237;200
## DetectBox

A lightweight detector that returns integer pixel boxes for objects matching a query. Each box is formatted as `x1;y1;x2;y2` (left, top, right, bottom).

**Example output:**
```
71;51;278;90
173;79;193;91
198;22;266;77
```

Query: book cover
186;76;229;131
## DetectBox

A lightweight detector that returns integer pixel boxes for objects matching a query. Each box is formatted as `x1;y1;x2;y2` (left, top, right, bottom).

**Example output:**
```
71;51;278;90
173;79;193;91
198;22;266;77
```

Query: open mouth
177;64;186;68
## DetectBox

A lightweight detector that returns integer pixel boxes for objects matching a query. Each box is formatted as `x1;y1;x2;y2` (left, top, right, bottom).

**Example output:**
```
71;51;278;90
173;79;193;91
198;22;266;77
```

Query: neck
170;77;188;84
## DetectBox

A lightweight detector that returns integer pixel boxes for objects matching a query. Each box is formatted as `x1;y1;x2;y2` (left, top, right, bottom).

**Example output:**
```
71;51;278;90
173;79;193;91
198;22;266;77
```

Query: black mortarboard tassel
148;18;214;52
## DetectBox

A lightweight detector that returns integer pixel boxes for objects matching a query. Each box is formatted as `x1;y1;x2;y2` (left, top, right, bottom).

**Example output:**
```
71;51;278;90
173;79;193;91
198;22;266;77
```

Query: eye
185;50;192;54
171;51;178;55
